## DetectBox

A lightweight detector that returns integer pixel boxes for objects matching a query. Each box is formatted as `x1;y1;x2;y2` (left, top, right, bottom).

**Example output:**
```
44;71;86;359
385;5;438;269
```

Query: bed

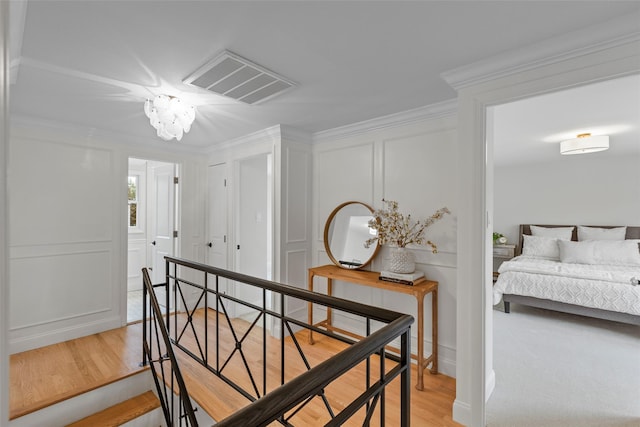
493;224;640;325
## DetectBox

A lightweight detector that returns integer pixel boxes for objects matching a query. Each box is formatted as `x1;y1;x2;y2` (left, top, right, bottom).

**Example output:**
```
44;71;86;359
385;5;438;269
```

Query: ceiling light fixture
144;95;196;141
560;133;609;155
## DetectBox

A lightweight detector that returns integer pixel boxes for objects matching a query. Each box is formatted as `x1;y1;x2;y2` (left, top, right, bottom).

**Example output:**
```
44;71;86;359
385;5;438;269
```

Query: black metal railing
143;256;414;426
141;268;198;426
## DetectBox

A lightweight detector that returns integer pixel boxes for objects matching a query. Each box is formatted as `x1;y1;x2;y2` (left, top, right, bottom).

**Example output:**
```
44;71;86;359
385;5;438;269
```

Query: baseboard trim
452;399;471;426
9;315;122;354
485;369;495;401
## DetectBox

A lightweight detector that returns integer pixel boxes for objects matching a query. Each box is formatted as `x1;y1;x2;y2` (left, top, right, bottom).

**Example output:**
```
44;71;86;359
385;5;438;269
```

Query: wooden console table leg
431;288;438;374
326;278;333;330
307;270;315;344
416;293;425;391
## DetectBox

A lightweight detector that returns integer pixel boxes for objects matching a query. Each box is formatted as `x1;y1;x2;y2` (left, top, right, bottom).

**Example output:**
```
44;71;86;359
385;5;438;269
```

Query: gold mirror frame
323;201;380;269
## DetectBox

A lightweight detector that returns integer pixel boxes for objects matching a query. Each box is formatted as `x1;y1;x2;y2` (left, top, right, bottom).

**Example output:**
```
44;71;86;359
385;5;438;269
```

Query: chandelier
143;95;196;141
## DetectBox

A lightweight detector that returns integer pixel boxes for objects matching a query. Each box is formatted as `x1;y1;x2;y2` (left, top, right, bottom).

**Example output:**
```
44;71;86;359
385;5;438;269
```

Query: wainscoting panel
127;240;146;291
284;146;310;244
284;249;308;324
312;114;458;378
382;127;457;253
10;248;112;329
315;142;375;239
9;135;121;353
9;138;113;247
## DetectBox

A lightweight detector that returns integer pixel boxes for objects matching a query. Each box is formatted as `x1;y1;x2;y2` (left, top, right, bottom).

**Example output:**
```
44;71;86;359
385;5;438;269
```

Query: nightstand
493;244;516;282
493;244;515;259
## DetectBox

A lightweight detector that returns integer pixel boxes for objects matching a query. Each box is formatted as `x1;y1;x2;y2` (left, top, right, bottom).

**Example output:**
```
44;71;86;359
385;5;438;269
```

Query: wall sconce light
560;133;609;155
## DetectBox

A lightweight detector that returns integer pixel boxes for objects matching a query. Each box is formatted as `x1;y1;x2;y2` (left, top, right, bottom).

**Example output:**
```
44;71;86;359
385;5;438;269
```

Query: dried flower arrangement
365;200;450;253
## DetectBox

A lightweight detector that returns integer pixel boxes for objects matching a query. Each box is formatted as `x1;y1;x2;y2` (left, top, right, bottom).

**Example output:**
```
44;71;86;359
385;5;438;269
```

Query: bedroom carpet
487;304;640;427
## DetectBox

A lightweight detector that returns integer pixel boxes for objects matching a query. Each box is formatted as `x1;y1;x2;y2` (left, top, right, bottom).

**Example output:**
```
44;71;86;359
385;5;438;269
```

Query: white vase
388;247;415;274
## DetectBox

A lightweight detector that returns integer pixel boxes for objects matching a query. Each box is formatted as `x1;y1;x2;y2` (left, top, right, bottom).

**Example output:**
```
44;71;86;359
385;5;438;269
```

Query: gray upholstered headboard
516;225;640;256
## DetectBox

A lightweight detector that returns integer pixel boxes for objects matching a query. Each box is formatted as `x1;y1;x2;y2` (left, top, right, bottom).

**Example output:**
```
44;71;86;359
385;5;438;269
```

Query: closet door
207;163;229;306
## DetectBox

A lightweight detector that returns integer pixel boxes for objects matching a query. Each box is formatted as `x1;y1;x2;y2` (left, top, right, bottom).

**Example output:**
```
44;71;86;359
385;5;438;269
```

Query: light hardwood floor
9;323;146;420
11;309;461;426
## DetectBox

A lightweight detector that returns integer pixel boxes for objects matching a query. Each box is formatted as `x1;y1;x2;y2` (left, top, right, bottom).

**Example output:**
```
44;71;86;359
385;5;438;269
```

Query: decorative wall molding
10;315;122;354
206;124;282;153
11;114;206;155
313;99;457;143
9;307;111;331
442;11;640;90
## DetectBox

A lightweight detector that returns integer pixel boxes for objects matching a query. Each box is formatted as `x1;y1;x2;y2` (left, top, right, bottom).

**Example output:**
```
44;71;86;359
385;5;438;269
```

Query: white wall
8;120;207;353
494;154;640;245
312;106;458;377
207;125;313;330
1;2;9;422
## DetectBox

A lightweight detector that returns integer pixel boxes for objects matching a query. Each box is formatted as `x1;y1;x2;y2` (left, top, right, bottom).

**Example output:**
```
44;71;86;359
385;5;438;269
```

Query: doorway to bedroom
127;158;179;323
485;74;640;426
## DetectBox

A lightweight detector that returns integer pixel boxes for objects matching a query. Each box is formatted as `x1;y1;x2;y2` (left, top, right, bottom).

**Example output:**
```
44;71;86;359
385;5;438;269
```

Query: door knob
207;242;213;248
151;241;156;246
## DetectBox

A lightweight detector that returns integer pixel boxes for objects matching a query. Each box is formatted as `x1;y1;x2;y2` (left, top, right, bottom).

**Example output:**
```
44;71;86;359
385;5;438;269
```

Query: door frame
453;43;640;426
125;157;180;324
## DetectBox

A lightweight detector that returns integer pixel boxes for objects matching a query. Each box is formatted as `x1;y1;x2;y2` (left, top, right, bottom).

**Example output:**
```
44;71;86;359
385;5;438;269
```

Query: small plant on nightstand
493;232;508;245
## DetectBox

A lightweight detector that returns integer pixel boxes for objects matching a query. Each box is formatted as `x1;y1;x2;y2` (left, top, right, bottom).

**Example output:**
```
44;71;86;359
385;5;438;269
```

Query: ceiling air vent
183;50;296;105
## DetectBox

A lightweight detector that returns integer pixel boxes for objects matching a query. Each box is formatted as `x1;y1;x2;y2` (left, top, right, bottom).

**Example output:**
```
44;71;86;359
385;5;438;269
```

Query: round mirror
324;201;380;269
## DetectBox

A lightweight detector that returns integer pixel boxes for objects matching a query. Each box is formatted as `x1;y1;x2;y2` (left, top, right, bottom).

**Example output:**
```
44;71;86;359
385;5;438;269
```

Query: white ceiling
493;74;640;166
8;1;640;158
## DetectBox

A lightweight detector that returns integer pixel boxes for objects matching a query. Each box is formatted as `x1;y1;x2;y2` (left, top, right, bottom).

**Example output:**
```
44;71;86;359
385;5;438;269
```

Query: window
128;175;138;228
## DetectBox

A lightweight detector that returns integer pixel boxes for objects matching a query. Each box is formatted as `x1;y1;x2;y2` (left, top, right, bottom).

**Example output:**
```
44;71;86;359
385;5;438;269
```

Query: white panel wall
8;136;121;351
313;113;458;377
280;134;313;322
494;153;640;245
207;125;313;330
8;122;206;353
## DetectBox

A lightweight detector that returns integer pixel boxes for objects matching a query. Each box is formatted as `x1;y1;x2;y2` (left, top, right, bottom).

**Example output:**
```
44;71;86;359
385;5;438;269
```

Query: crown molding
313;99;457;143
10;114;207;155
280;125;312;144
442;11;640;91
205;124;283;154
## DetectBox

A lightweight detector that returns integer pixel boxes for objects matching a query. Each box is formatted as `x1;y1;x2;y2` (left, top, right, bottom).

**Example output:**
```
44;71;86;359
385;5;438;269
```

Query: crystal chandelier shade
144;95;196;141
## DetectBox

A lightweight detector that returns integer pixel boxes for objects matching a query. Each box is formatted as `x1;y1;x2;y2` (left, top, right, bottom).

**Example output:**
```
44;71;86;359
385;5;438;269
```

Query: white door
127;159;147;292
234;154;272;319
149;162;176;286
207;163;229;308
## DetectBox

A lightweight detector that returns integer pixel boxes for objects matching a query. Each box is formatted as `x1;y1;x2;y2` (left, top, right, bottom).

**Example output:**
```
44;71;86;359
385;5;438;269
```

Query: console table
307;264;438;391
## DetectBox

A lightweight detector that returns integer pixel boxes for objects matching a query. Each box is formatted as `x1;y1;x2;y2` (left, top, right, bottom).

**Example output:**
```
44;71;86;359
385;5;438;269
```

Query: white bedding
493;256;640;316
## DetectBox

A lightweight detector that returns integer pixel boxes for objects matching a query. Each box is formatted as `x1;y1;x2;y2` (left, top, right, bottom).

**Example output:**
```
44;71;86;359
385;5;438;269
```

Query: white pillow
522;235;561;260
577;226;627;241
530;225;574;241
559;239;640;266
592;240;640;266
558;240;596;264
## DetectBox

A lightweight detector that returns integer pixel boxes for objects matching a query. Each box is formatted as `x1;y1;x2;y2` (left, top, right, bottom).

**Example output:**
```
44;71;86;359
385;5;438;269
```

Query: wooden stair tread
10;323;146;420
65;391;160;427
